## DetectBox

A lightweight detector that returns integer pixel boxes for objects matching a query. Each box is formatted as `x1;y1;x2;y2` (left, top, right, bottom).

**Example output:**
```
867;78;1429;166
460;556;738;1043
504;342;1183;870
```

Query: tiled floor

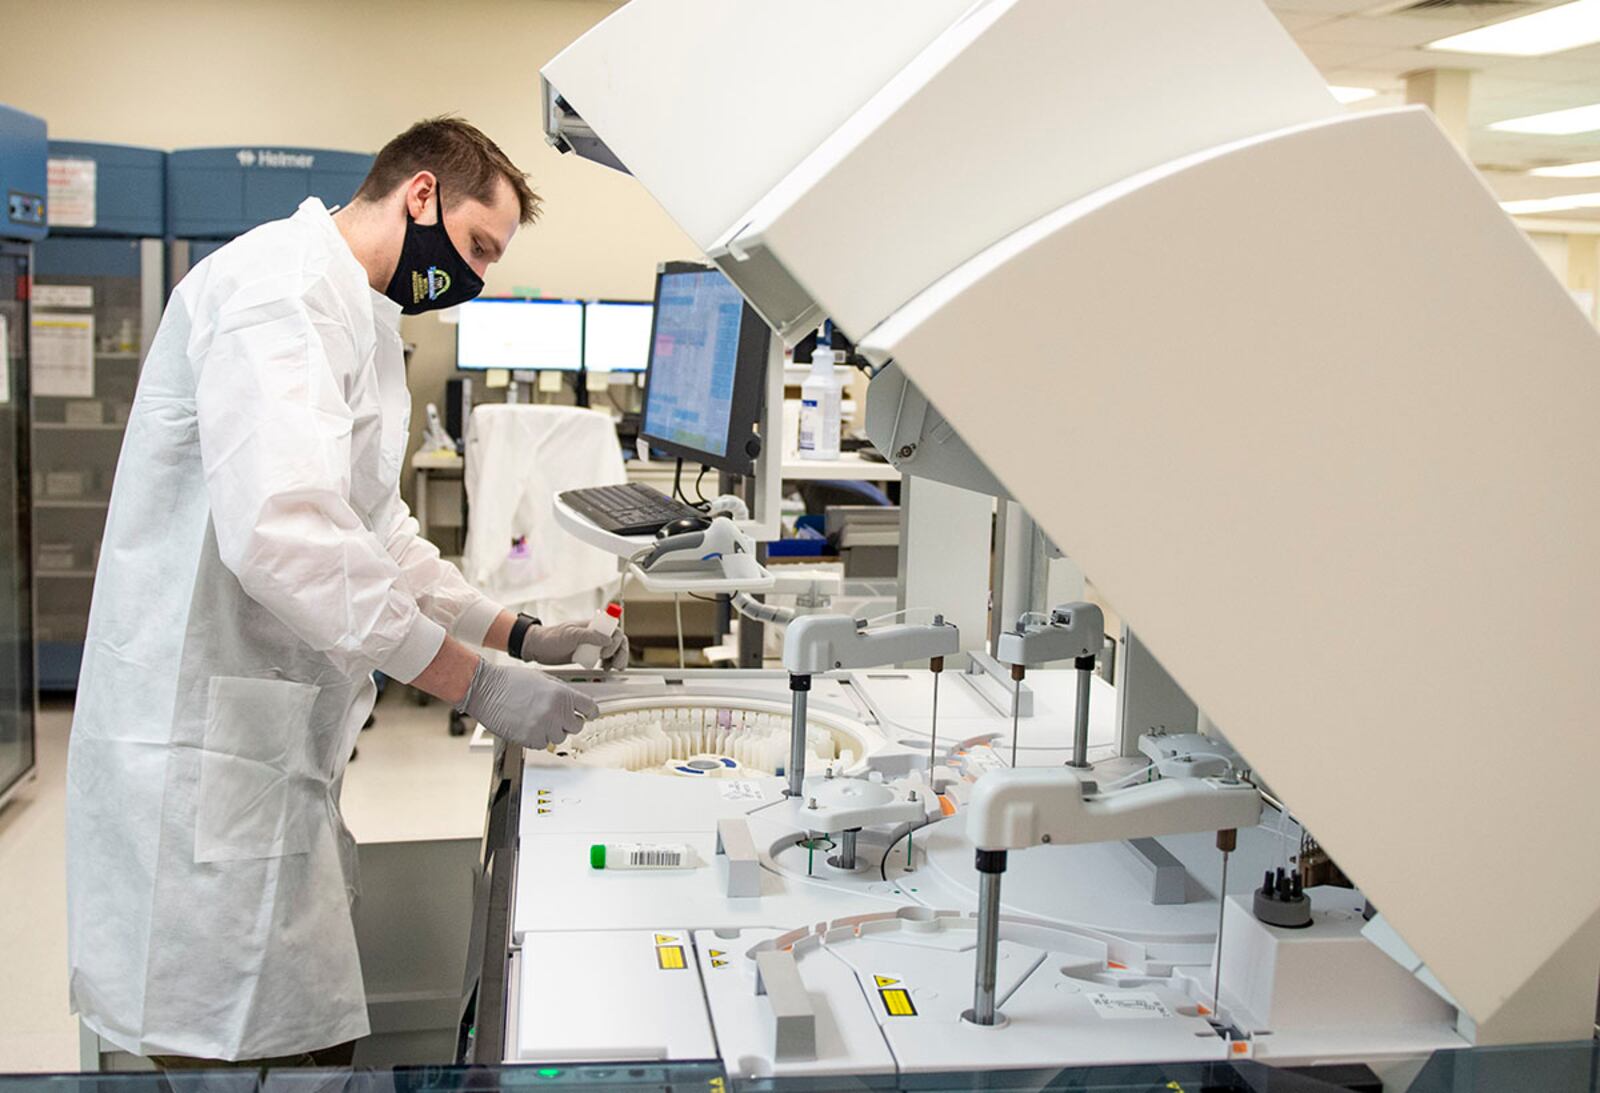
0;699;75;1073
0;686;491;1073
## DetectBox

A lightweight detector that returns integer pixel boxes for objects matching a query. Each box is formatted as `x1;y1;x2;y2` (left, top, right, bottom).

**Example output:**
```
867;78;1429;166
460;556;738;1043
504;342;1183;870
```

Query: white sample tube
574;602;624;669
590;842;694;870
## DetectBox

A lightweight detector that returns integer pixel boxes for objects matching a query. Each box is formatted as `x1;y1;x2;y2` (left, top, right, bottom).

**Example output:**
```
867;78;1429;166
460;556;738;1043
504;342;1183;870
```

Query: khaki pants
150;1038;358;1073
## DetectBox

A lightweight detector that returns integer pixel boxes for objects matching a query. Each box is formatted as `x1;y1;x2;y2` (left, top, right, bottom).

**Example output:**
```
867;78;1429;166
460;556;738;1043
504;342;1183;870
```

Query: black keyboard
560;482;705;536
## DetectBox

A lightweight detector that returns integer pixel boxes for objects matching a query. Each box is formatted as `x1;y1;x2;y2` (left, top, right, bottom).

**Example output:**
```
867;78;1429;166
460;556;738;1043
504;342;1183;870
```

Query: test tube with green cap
589;842;694;869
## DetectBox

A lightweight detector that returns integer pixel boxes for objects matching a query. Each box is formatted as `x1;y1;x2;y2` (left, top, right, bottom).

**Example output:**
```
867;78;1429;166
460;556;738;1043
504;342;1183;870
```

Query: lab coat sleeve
194;287;446;683
376;497;507;648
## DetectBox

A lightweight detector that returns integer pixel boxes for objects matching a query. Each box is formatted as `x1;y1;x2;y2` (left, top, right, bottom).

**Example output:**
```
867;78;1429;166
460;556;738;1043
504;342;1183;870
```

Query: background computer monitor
582;300;653;372
640;262;770;477
456;298;584;371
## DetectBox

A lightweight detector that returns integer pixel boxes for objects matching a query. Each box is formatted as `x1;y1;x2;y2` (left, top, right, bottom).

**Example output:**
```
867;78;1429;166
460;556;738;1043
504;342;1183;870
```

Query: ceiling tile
1489;54;1600;82
1266;0;1398;14
1297;14;1488;48
1298;41;1399;66
1274;11;1341;32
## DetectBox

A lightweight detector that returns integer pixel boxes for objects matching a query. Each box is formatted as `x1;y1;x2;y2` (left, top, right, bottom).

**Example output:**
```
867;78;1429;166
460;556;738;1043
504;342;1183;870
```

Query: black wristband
507;612;541;658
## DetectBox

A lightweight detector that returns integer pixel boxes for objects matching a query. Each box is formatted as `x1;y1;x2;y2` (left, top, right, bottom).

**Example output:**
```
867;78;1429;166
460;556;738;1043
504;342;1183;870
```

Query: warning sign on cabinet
47;158;95;228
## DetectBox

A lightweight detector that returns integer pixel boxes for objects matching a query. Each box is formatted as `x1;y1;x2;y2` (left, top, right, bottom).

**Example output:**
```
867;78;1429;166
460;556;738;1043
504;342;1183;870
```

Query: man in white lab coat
64;117;626;1068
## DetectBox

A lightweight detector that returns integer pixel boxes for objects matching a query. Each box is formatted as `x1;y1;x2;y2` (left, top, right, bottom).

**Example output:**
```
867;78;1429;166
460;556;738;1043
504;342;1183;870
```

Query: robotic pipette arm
782;613;960;675
962;767;1262;1027
995;602;1105;768
966;767;1261;850
994;603;1104;670
779;614;960;798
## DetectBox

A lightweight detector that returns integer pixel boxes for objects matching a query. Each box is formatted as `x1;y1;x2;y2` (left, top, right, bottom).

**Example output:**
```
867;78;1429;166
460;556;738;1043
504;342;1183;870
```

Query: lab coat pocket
195;676;320;863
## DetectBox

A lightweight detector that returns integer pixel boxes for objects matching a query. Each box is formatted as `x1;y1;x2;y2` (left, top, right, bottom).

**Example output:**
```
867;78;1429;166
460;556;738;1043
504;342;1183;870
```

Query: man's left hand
518;620;629;669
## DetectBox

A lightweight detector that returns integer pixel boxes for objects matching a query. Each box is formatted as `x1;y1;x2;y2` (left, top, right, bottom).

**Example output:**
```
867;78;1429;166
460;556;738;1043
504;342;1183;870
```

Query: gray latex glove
456;658;599;750
518;619;630;670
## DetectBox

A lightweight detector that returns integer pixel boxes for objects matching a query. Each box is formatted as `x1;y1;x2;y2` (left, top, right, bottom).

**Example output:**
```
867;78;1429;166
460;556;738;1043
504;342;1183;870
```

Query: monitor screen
456;298;583;371
583;301;653;372
641;264;769;476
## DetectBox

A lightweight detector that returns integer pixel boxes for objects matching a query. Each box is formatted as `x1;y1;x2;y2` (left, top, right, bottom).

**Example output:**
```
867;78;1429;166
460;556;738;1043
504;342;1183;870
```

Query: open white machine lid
542;0;1600;1042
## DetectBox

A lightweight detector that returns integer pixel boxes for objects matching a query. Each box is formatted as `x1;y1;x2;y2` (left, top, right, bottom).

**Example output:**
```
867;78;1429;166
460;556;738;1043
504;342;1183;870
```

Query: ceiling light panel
1428;0;1600;56
1530;159;1600;176
1329;85;1380;102
1500;191;1600;213
1490;101;1600;134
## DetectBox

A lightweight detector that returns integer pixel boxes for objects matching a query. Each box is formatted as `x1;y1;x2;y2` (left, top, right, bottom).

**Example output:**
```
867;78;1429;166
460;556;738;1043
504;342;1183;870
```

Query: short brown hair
356;116;541;224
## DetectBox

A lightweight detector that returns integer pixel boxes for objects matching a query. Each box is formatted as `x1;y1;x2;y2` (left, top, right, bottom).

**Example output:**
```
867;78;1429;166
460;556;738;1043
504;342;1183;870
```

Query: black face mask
383;185;485;315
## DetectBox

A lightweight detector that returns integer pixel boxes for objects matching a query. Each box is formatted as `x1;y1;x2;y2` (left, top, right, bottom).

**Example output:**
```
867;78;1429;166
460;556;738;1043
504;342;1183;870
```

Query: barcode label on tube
630;849;683;867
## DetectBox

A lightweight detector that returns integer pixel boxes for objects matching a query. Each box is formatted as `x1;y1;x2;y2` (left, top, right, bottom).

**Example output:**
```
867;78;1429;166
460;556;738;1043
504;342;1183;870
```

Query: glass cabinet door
0;241;36;804
30;235;152;691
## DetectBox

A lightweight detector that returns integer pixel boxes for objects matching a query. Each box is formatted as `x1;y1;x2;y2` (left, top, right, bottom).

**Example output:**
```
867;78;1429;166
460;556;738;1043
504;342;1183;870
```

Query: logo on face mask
410;266;453;306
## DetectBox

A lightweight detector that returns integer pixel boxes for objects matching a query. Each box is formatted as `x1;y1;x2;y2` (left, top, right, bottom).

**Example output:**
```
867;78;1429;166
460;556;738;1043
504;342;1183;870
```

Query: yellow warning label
873;975;900;988
879;987;916;1017
656;945;687;971
708;949;725;958
537;807;552;815
710;958;729;968
537;789;551;796
654;933;679;945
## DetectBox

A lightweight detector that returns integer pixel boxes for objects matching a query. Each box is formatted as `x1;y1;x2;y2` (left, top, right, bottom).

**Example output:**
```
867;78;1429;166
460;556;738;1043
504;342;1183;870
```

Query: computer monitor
640;262;771;477
582;300;653;372
456;298;584;371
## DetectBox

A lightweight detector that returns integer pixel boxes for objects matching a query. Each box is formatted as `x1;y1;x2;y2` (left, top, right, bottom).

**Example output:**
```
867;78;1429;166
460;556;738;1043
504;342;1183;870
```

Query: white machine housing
544;0;1600;1050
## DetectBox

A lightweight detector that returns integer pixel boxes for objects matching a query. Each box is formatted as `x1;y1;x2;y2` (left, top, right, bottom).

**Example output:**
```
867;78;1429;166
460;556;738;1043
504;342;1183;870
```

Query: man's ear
404;171;438;223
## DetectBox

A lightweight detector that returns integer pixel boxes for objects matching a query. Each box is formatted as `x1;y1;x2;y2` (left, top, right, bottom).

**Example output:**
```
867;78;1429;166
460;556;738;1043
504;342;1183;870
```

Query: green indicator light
538;1068;563;1079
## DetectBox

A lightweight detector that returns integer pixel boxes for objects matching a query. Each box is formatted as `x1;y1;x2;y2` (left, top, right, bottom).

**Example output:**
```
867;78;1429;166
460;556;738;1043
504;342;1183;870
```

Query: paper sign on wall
47;158;97;229
31;312;95;397
33;284;93;310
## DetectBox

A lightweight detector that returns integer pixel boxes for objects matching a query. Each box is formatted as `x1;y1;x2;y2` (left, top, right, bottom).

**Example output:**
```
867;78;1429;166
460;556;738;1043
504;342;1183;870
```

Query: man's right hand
455;658;599;750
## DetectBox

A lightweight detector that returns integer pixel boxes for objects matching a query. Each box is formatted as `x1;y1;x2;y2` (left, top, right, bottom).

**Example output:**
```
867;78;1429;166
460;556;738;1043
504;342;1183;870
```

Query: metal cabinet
28;142;372;692
0;104;45;807
30;142;164;692
167;145;373;283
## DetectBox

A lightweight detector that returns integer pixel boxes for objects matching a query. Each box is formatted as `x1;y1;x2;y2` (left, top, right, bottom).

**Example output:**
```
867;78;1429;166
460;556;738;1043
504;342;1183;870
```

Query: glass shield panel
0;241;35;801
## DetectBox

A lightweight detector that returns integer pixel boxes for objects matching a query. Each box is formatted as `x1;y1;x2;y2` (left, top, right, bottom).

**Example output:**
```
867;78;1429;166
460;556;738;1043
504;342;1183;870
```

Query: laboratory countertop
411;448;464;470
779;451;900;481
413;446;897;482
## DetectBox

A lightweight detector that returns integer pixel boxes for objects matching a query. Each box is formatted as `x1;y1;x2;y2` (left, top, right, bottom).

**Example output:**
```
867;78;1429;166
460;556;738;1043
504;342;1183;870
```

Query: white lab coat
64;198;504;1060
462;404;625;621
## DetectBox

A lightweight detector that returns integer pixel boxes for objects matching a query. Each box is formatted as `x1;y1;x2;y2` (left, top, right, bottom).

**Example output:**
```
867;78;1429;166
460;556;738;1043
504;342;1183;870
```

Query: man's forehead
454;185;515;256
457;178;519;240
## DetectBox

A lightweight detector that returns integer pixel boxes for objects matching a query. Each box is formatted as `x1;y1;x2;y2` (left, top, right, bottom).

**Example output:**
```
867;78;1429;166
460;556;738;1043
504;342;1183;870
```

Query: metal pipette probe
1009;663;1025;767
1212;828;1238;1028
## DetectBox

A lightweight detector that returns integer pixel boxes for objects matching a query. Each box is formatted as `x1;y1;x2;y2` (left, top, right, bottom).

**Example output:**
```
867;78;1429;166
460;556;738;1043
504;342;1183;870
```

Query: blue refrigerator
30;141;165;691
167;145;373;280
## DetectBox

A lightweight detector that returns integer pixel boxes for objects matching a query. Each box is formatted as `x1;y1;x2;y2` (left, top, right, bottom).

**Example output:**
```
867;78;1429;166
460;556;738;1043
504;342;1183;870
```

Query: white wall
0;0;698;478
